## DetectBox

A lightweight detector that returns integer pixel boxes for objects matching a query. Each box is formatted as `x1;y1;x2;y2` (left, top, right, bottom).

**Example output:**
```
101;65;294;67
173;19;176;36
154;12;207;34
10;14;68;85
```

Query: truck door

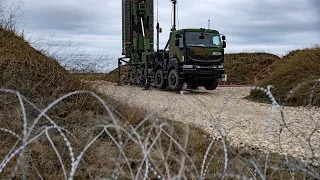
169;32;184;62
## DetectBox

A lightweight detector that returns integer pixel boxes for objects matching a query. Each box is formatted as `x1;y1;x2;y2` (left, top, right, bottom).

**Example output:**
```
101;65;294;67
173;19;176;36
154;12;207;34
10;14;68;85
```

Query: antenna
177;2;179;30
208;19;210;29
156;0;160;52
170;0;177;31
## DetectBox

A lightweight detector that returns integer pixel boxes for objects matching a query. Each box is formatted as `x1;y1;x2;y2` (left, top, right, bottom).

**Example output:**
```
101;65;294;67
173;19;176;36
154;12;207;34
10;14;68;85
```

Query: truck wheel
131;67;138;85
155;69;166;89
168;69;183;91
203;78;219;90
133;66;143;85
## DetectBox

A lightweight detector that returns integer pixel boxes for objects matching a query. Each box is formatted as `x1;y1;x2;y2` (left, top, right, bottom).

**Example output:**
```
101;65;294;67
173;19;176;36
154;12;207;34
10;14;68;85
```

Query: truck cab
154;28;227;90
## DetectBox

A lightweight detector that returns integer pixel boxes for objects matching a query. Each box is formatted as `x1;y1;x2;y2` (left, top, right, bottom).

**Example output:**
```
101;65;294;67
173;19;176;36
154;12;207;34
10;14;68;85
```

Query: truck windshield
185;32;221;48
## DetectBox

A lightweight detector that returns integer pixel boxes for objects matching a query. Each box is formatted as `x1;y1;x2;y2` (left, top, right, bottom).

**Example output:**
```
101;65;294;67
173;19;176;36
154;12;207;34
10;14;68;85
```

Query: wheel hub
171;74;176;85
156;74;161;84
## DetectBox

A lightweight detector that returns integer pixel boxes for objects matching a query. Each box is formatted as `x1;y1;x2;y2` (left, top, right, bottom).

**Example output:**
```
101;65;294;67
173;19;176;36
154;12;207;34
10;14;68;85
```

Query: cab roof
175;28;219;34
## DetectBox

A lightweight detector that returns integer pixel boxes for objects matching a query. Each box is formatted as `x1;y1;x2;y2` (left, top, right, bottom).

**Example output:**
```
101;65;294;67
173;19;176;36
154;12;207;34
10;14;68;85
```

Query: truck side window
179;34;184;48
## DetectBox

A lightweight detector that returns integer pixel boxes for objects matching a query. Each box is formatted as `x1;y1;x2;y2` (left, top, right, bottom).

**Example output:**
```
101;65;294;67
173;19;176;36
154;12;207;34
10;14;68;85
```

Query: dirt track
93;81;320;164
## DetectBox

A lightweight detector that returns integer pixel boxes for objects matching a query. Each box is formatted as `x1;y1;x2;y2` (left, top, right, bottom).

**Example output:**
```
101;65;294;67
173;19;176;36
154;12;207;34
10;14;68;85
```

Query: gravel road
93;81;320;164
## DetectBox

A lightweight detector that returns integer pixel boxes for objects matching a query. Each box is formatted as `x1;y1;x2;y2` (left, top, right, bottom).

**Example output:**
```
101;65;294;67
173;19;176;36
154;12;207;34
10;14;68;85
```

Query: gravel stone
93;81;320;165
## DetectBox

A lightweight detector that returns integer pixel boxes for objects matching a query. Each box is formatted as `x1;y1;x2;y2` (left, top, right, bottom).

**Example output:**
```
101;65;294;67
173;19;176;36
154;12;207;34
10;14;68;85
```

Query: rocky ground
93;81;320;165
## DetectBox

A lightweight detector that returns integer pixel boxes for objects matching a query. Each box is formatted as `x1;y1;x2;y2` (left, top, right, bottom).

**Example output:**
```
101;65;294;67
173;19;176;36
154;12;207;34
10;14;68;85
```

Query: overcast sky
1;0;319;71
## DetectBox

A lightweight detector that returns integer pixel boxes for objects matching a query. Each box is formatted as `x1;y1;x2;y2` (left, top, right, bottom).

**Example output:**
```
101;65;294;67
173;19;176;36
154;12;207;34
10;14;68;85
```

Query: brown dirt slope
224;52;280;84
0;28;107;178
104;65;130;83
248;46;320;106
0;29;84;105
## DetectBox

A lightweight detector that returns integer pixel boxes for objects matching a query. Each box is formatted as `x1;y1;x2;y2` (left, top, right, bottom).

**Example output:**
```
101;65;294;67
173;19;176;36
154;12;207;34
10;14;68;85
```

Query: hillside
248;47;320;106
0;28;111;178
224;52;280;84
0;29;85;106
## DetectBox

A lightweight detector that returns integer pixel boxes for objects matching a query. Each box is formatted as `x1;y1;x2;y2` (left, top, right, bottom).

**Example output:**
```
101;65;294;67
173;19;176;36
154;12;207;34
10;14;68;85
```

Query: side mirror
175;39;180;46
222;41;226;48
222;35;226;41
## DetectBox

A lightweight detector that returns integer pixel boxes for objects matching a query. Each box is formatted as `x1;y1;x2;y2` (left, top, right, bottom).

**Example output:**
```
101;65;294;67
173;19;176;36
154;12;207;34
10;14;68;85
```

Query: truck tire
131;66;143;85
203;78;219;90
155;69;166;89
168;69;183;91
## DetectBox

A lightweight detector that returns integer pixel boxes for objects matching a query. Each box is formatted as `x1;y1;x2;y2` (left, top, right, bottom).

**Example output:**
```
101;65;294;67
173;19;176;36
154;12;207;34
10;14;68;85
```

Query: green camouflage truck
119;0;227;91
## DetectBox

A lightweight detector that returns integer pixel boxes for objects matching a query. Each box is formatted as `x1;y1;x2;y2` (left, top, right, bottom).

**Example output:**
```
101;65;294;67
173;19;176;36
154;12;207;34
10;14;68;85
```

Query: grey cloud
310;0;320;15
25;4;120;35
189;0;320;48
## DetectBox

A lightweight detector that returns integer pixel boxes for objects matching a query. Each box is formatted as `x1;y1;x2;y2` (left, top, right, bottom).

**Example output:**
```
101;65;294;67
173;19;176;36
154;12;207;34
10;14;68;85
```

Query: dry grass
0;27;109;178
104;65;131;83
0;28;319;179
71;73;107;81
71;65;131;84
224;52;280;85
248;46;320;107
0;28;104;110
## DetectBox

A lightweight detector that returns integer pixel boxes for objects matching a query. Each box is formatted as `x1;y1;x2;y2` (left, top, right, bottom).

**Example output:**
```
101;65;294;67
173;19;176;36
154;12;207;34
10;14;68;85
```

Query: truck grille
188;51;223;62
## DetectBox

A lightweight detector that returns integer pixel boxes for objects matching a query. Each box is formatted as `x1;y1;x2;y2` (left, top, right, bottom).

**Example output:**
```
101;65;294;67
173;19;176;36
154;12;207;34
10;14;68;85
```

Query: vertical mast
171;0;177;31
165;0;177;50
156;0;160;52
122;0;132;57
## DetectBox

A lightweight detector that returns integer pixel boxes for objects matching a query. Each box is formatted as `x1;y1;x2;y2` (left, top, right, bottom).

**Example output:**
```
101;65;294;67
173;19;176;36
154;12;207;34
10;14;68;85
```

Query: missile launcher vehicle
118;0;227;91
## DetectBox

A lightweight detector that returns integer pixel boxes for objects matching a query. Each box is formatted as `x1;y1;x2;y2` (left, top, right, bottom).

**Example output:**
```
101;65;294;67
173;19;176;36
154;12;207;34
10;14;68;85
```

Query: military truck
118;0;227;91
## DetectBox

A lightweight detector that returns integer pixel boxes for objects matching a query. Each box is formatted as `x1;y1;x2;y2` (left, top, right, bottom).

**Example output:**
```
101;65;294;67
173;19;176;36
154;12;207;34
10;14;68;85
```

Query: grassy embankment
248;47;320;107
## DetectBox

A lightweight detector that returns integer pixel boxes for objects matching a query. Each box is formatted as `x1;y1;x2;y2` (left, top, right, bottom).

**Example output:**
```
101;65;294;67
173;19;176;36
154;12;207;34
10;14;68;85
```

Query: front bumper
180;65;226;81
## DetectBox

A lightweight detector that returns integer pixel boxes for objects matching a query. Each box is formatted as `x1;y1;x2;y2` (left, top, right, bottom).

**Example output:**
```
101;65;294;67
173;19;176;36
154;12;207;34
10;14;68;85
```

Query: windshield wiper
188;44;220;48
187;44;206;47
207;45;220;48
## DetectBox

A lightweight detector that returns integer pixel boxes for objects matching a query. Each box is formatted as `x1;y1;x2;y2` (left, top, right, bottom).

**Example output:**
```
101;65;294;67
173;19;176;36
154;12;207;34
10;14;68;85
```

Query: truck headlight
212;52;222;56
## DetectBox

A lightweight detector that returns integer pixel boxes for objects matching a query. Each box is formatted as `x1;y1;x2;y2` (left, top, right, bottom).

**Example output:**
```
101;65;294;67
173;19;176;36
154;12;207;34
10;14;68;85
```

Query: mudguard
168;58;179;72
